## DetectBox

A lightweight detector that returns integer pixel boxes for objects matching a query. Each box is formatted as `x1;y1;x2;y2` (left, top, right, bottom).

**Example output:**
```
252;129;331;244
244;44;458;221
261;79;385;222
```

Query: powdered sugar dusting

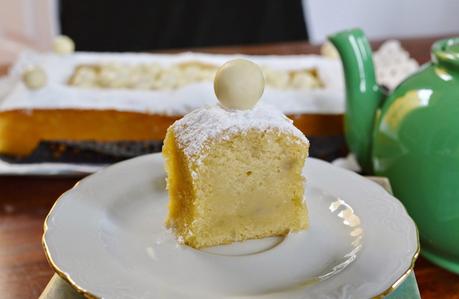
0;51;345;115
173;104;309;164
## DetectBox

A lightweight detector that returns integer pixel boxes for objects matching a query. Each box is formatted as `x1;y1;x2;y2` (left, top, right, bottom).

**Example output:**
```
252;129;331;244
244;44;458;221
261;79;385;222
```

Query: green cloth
39;272;421;299
386;273;421;299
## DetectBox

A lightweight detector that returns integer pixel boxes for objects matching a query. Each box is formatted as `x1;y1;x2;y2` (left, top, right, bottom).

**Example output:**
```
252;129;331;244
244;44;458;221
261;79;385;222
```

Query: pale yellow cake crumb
163;124;308;248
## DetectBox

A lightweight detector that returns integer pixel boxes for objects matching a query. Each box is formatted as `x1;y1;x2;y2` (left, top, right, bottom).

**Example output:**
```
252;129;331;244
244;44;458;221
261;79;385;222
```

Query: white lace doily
321;40;419;90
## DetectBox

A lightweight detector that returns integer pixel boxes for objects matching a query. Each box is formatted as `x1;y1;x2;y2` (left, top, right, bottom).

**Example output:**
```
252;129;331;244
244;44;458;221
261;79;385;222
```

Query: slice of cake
163;59;310;248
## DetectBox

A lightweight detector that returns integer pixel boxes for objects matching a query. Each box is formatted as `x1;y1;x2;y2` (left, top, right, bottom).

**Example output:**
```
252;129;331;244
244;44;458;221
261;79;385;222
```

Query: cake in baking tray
0;37;343;161
163;59;309;248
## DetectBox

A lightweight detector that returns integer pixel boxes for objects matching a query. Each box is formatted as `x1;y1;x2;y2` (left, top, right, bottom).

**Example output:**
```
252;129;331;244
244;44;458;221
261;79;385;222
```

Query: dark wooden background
1;37;459;298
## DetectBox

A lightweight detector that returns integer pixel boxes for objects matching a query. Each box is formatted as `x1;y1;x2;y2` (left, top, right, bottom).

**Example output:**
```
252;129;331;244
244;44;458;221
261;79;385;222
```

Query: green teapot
329;29;459;273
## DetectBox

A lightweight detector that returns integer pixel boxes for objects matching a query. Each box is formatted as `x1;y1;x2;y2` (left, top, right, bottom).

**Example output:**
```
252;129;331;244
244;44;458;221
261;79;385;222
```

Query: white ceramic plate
0;158;104;176
43;154;418;299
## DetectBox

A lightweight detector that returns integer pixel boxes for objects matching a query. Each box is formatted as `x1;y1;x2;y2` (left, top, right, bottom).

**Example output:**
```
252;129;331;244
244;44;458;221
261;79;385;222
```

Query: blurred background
2;0;459;64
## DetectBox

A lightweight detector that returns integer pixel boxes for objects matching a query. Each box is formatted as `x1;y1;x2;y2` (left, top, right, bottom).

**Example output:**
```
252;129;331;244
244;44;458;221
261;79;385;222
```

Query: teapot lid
432;38;459;67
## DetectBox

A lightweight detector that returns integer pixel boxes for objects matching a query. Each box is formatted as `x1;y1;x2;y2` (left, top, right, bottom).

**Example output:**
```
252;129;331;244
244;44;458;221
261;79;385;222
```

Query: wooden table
1;37;459;299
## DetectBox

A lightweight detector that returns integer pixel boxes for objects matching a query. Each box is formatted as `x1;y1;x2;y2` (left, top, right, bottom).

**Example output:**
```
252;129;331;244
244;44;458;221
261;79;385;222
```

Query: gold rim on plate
42;181;98;299
42;179;421;299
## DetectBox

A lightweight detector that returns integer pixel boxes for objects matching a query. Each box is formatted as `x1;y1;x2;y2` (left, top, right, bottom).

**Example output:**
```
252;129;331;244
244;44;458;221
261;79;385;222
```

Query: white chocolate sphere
23;66;47;90
320;41;339;59
214;59;265;110
53;35;75;54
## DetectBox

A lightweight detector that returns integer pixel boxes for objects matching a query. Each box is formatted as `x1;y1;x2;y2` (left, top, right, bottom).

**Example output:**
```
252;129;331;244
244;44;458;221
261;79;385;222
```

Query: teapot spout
328;28;385;173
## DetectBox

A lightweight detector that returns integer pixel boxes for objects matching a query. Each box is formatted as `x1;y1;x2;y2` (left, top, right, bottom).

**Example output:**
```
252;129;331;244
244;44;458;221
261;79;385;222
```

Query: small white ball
23;66;47;90
53;35;75;54
214;59;265;110
320;41;339;59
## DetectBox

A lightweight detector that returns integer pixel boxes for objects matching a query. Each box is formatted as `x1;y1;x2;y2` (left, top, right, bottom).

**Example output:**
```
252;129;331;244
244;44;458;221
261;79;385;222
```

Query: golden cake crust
0;109;180;156
0;108;341;156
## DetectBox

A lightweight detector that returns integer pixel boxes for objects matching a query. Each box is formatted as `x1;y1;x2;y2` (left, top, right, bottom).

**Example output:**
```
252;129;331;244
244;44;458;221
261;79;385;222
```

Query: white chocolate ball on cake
320;41;339;59
53;35;75;54
214;59;265;110
22;66;47;90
